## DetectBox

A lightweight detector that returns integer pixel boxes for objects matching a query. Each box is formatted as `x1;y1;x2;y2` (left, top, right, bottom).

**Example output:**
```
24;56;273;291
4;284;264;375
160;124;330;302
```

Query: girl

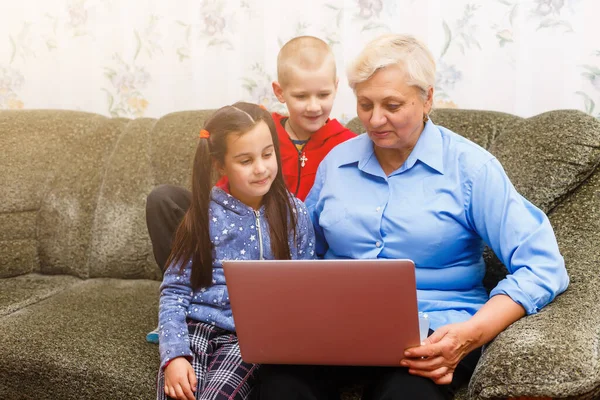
157;102;316;400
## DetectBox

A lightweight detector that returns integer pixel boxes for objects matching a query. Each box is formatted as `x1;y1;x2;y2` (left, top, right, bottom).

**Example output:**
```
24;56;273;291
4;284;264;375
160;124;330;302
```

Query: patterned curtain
1;0;599;121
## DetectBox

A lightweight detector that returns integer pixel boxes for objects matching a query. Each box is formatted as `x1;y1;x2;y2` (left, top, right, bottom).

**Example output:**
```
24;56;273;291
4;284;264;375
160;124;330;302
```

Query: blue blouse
305;120;569;330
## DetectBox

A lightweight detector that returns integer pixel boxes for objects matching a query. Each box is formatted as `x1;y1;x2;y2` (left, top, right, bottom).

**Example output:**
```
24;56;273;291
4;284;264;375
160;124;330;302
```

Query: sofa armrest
468;280;600;399
469;165;600;399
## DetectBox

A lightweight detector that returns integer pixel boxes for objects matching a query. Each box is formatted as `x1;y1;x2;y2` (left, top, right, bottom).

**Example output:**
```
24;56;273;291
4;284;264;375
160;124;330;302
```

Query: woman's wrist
462;317;487;351
466;294;526;349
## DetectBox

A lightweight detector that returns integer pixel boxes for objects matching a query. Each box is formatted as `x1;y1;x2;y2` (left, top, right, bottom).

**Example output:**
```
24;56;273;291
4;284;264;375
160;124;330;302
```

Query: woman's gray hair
347;33;436;100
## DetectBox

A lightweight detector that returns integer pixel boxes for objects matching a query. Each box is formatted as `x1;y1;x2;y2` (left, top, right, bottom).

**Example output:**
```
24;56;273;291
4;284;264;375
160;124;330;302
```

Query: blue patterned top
158;187;315;368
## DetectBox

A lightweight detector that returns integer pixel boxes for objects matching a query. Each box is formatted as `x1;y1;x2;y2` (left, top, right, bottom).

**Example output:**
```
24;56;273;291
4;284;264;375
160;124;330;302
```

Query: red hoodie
272;112;356;201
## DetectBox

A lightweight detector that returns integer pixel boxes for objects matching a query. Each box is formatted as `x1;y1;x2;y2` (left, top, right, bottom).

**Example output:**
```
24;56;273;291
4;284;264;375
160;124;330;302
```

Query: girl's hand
164;357;197;400
400;322;480;385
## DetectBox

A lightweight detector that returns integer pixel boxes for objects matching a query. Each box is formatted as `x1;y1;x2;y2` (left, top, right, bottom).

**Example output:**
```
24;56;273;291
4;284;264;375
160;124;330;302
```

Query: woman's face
355;64;433;151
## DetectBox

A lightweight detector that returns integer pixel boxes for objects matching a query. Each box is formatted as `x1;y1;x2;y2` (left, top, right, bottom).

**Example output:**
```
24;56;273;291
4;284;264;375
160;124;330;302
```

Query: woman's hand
400;321;480;385
164;357;197;400
401;295;526;384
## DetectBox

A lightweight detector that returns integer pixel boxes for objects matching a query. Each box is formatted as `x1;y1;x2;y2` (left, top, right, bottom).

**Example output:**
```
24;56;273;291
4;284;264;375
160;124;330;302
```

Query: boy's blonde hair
277;36;337;87
347;34;436;100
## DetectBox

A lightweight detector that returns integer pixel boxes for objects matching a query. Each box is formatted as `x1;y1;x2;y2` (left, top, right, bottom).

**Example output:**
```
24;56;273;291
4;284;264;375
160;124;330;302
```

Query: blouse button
375;241;381;248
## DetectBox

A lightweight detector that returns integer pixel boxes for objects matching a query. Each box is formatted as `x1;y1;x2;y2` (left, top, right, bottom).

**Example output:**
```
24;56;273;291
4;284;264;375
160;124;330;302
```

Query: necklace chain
286;119;310;141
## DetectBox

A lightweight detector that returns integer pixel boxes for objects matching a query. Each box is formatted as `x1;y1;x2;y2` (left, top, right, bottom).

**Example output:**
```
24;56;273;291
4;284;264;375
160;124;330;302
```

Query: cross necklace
286;120;309;168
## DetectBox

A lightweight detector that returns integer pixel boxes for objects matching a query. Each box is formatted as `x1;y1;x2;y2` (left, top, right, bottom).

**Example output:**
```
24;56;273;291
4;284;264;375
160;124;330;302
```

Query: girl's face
218;120;278;210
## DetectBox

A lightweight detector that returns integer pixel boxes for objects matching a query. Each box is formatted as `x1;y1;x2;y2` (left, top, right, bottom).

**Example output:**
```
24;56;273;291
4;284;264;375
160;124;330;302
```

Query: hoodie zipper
254;210;264;260
294;153;303;196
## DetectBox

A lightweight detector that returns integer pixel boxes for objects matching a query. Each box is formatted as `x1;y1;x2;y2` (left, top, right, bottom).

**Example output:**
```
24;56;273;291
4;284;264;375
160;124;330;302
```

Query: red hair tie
259;104;267;111
199;129;210;139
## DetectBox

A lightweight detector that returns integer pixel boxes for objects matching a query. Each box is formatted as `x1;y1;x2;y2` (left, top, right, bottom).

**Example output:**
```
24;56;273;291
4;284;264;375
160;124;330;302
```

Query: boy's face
273;63;338;137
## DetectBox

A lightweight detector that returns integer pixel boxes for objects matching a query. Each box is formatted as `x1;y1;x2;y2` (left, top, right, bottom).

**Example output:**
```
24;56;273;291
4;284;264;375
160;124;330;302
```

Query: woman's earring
423;113;429;123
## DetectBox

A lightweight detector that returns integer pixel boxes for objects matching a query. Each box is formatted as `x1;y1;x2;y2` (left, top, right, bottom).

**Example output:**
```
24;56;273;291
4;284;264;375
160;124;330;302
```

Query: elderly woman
253;34;569;400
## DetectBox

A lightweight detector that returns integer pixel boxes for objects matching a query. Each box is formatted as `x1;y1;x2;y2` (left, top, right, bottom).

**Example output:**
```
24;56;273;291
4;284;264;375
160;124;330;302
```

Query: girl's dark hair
164;102;297;288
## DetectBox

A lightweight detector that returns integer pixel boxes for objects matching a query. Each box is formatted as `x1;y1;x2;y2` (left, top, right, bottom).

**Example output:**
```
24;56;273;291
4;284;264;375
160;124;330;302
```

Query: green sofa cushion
0;278;160;399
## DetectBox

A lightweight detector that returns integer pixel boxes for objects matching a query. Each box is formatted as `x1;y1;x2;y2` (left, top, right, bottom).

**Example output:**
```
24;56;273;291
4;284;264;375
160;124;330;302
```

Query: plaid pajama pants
157;320;259;400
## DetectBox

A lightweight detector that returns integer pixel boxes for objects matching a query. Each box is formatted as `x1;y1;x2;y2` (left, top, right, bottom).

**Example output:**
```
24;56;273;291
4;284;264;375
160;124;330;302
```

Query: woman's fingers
402;355;445;371
432;371;454;385
403;322;476;385
405;340;445;359
408;365;451;381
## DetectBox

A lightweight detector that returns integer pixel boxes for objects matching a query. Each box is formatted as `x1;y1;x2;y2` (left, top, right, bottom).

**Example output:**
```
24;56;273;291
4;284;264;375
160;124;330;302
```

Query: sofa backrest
0;110;207;280
1;108;599;283
1;110;123;278
86;111;214;280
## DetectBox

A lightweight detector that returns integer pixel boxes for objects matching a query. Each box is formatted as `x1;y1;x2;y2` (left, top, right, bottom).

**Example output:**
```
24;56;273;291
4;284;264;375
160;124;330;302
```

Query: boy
145;36;355;342
271;36;356;200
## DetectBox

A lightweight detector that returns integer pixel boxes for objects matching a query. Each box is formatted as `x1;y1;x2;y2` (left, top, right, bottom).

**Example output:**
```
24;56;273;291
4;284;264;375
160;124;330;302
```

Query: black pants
146;184;191;271
253;345;481;400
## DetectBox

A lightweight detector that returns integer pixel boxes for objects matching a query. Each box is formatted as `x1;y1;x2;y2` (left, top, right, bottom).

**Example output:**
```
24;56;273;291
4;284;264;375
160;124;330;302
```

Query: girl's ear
214;158;226;178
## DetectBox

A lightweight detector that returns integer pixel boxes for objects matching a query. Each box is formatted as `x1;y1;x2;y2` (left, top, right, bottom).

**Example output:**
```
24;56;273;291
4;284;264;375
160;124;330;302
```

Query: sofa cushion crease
0;273;82;317
37;114;129;278
86;118;161;280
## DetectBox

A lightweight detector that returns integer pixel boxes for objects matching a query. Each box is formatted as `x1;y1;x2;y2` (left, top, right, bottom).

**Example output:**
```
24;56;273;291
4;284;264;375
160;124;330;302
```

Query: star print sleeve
292;198;316;260
158;258;195;370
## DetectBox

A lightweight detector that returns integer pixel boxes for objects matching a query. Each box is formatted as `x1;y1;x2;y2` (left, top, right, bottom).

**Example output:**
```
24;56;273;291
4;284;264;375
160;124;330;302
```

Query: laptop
222;259;419;366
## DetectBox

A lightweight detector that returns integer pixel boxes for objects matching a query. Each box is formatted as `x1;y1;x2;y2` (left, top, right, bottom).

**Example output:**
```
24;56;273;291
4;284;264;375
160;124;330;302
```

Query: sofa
1;107;599;400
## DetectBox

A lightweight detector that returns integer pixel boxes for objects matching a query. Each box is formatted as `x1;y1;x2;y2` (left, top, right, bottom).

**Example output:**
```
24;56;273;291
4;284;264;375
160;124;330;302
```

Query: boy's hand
164;357;197;400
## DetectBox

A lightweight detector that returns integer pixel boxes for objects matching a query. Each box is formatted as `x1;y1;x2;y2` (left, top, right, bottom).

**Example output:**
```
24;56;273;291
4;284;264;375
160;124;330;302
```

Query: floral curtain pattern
1;0;599;121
